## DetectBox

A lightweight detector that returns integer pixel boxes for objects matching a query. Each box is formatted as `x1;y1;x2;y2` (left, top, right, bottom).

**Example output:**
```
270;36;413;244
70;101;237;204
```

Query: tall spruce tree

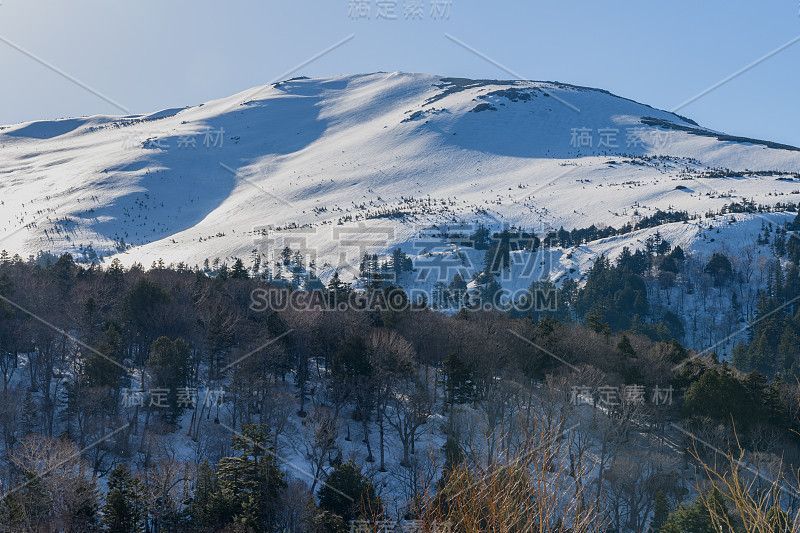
102;464;145;533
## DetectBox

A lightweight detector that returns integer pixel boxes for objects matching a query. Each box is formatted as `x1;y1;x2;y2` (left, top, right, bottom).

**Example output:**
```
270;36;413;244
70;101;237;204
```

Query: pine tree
471;224;490;250
480;277;503;308
124;278;171;351
21;390;39;432
230;258;249;279
484;230;511;275
318;459;381;524
0;472;50;531
107;258;125;284
774;232;787;257
146;337;190;418
390;248;412;280
215;424;286;532
659;255;679;273
586;308;610;335
83;324;124;389
102;464;145;533
617;246;633;268
69;479;100;533
617;334;636;358
749;332;775;376
333;335;372;380
704;253;732;286
186;460;230;531
777;325;800;372
651;490;669;532
443;352;474;406
669;245;686;262
791;212;800;230
448;273;468;308
659;492;725;533
772;259;785;299
787;235;800;265
50;253;76;291
682;369;758;430
280;247;292;266
327;272;350;307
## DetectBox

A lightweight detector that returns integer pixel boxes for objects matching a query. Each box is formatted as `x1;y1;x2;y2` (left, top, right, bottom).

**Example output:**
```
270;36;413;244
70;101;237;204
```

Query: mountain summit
1;72;798;285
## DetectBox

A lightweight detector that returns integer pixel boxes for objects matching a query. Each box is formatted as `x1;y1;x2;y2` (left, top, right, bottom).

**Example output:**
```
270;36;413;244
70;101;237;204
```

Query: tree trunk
379;405;386;471
362;416;374;462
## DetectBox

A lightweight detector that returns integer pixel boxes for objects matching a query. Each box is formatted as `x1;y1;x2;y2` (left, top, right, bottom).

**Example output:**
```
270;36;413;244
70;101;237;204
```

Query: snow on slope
1;72;799;290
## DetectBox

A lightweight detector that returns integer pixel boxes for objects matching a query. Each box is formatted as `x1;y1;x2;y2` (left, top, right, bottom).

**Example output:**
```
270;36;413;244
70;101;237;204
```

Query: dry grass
691;436;800;533
406;412;605;533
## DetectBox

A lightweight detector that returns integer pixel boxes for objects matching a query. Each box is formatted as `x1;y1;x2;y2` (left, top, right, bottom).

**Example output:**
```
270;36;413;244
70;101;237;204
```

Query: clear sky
1;0;799;146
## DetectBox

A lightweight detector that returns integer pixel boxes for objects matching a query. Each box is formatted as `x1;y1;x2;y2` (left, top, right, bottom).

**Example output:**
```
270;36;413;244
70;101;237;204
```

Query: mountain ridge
1;72;798;284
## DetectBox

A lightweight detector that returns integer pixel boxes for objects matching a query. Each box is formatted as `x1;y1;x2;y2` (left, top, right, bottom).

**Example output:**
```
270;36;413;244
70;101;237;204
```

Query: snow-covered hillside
1;72;799;348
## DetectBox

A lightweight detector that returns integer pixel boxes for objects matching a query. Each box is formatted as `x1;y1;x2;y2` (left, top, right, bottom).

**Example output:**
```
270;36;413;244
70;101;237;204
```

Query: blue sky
1;0;798;146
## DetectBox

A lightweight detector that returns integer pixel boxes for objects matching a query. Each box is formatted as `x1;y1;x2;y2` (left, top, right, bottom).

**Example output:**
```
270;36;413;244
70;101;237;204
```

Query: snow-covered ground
1;72;799;355
2;72;798;265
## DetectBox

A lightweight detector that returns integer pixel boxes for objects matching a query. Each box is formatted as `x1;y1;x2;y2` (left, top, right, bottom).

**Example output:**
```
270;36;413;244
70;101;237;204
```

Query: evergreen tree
124;277;171;354
585;308;610;335
484;230;511;275
69;478;101;532
333;335;371;380
651;490;669;532
0;472;50;531
318;459;381;524
787;234;800;265
617;334;636;358
49;253;76;291
186;460;230;532
146;337;190;418
662;311;685;340
784;264;800;304
390;248;413;280
774;232;787;257
443;352;474;406
432;281;449;309
480;277;504;309
682;369;759;430
102;464;145;533
791;212;800;231
214;425;286;532
83;324;125;389
777;325;800;372
748;332;775;376
660;490;732;533
441;435;463;477
327;272;351;308
659;255;679;273
771;259;785;299
470;224;491;250
669;245;686;262
747;294;786;352
230;258;249;279
704;253;733;286
448;273;468;308
576;255;647;330
280;247;292;266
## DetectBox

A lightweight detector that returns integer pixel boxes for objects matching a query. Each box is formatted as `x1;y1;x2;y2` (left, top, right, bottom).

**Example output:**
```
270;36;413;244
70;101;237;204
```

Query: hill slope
1;72;799;351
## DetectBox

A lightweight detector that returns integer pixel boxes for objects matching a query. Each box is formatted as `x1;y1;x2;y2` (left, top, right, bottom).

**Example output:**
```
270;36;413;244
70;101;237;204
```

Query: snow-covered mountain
1;72;799;301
